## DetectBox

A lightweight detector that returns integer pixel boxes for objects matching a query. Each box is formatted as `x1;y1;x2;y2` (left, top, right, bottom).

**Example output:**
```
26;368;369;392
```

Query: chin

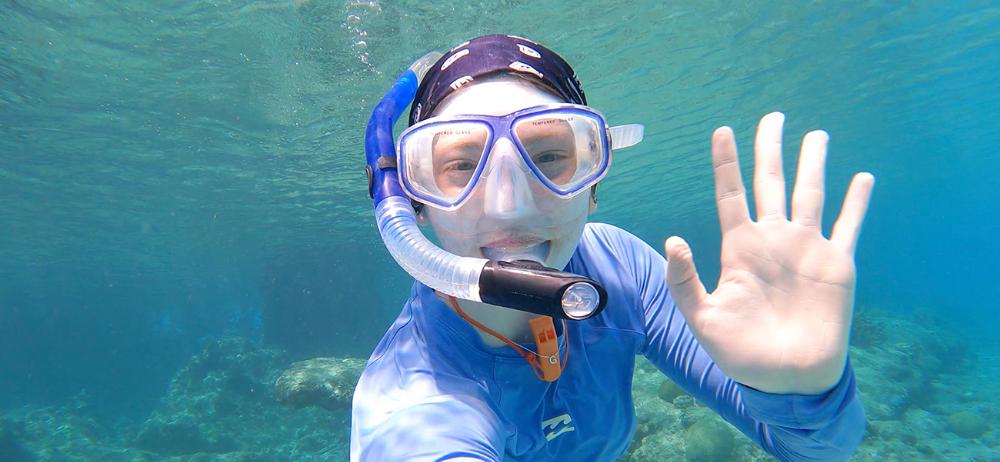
545;230;586;269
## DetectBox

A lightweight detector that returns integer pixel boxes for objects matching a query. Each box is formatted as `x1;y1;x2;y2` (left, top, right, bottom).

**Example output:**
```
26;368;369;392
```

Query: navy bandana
408;34;587;126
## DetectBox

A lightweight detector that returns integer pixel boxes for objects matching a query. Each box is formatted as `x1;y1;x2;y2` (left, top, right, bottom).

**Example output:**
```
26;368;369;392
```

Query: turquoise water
1;1;998;460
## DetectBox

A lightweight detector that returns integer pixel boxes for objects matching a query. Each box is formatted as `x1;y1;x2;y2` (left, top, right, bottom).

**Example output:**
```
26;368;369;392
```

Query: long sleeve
351;394;505;462
621;230;865;461
350;301;507;462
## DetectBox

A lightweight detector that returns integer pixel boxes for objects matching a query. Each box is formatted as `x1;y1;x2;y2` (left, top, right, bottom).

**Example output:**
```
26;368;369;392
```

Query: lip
483;236;546;248
480;239;551;263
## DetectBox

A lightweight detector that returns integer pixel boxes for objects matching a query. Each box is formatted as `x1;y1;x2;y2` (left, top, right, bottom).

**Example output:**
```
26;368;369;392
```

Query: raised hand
664;113;875;394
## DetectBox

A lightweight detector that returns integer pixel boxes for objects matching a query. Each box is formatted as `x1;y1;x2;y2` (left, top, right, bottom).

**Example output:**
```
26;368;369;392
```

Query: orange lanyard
444;295;569;382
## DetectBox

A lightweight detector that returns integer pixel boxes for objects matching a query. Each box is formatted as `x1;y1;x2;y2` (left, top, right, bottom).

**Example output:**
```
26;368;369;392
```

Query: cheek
540;195;591;268
424;207;479;254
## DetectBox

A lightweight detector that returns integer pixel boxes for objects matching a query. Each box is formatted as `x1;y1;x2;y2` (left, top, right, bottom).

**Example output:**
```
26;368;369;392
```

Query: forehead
433;77;563;118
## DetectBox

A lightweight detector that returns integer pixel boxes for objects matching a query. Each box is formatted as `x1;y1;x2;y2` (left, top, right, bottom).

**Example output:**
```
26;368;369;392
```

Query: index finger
712;126;751;234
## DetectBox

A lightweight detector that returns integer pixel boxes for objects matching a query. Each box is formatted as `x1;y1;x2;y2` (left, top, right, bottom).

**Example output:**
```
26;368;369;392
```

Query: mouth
480;239;551;264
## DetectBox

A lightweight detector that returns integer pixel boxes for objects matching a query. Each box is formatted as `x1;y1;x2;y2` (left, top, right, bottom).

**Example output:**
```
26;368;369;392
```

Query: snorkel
364;52;608;320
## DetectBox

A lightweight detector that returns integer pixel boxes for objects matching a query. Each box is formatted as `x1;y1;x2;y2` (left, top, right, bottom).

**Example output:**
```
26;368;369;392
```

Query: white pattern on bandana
517;44;541;59
506;34;537;45
449;75;474;90
508;61;543;79
441;49;470;71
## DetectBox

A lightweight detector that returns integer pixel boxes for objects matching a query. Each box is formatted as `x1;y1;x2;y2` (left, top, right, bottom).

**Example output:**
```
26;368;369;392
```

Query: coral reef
0;396;143;460
842;309;998;461
1;309;998;461
2;337;352;460
624;359;762;462
134;337;288;455
0;419;34;462
132;337;350;459
849;310;884;349
274;357;366;412
623;307;1000;461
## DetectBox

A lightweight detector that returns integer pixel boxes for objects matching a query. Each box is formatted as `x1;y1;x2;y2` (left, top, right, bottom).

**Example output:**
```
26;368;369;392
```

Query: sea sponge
683;418;735;462
946;411;989;439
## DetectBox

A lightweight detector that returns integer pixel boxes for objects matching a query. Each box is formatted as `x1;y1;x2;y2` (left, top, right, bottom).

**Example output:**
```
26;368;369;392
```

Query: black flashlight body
477;260;608;320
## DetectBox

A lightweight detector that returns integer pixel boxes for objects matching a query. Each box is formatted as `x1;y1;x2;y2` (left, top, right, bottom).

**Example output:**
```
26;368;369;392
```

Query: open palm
665;113;875;394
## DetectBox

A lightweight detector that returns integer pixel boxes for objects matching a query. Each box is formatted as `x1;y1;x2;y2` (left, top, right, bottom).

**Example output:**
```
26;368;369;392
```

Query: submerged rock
0;402;144;461
274;357;366;412
673;395;695;410
657;379;686;403
683;418;735;462
134;418;236;455
132;336;348;458
947;411;989;439
134;337;285;455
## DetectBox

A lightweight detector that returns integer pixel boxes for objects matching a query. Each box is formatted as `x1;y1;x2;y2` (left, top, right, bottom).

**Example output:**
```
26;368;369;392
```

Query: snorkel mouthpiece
365;51;608;320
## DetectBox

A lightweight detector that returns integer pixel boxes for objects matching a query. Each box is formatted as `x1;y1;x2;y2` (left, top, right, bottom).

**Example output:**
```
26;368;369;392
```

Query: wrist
741;353;847;395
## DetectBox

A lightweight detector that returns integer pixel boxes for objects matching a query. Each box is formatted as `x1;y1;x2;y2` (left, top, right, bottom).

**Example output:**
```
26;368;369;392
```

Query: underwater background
1;1;998;460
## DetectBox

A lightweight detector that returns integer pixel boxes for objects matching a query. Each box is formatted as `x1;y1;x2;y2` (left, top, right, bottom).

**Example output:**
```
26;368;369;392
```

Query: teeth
482;241;550;263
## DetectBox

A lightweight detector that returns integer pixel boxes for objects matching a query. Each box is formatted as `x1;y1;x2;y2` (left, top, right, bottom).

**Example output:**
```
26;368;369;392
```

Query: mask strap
609;124;645;150
444;295;568;382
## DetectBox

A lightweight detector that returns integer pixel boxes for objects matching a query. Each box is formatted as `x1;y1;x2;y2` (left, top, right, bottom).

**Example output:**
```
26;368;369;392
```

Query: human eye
533;150;568;164
444;159;478;172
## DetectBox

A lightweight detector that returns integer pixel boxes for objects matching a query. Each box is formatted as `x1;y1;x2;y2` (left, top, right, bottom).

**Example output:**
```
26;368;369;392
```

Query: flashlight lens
561;282;600;319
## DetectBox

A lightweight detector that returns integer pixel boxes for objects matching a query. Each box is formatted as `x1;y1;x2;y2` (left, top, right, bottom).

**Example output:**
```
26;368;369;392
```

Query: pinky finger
831;172;876;254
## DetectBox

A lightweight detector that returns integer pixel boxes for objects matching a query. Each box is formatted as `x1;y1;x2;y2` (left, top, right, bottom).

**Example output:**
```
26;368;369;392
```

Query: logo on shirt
541;413;575;441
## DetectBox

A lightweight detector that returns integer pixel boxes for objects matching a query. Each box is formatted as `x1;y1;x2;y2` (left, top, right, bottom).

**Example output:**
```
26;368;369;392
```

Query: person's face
421;77;594;268
430;118;579;197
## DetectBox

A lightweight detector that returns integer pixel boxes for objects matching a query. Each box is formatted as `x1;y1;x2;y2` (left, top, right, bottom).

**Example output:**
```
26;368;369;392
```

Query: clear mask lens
398;106;610;209
400;121;491;204
513;112;606;192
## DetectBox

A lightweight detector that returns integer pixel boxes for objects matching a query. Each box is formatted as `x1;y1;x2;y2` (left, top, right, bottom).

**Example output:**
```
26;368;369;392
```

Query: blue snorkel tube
365;53;608;320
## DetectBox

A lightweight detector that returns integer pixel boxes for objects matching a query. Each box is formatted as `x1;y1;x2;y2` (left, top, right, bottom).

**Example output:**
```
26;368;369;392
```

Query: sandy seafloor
1;307;997;462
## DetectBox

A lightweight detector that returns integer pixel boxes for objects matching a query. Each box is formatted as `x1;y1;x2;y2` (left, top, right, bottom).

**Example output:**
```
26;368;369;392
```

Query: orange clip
529;316;561;382
444;295;568;383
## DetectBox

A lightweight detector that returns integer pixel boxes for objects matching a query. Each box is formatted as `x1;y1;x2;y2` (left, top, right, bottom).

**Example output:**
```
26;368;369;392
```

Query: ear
416;207;429;225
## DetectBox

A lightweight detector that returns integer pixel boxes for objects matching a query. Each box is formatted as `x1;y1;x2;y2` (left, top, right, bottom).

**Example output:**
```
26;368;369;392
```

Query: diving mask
397;103;643;211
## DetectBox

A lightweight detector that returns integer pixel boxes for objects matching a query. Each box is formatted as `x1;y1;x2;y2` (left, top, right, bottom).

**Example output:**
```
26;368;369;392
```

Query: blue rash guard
350;223;865;461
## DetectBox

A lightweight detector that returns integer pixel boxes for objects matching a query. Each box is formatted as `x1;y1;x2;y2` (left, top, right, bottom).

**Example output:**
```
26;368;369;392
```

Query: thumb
664;236;708;318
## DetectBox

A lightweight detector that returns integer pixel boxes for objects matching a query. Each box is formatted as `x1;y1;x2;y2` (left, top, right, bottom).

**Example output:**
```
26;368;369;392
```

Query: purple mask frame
397;103;611;211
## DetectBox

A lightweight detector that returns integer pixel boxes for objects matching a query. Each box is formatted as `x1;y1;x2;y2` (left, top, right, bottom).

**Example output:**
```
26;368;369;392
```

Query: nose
482;138;538;219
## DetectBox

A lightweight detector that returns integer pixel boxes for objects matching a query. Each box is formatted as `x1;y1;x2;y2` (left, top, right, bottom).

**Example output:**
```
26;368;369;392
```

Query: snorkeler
352;34;873;461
